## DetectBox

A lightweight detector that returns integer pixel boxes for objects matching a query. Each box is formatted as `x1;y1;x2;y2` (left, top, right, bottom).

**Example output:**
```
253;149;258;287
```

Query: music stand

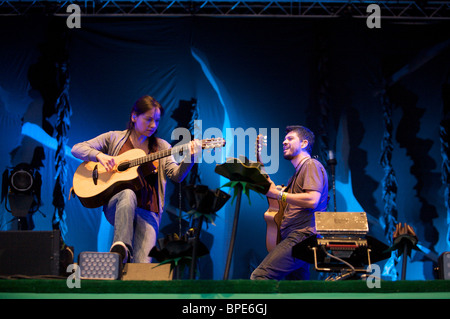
292;212;390;281
214;156;271;280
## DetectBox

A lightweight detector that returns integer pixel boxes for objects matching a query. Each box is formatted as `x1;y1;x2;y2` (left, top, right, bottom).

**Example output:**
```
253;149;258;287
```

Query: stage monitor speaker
438;252;450;280
0;230;60;277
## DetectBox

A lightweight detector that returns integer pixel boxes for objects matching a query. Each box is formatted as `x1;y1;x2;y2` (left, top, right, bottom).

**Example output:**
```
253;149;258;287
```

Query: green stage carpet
1;279;449;299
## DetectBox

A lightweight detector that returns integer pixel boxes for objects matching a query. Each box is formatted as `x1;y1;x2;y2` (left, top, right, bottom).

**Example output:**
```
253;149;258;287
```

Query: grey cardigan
71;129;194;214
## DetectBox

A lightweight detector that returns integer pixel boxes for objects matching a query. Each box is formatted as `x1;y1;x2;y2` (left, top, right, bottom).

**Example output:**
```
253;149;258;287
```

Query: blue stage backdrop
0;16;449;280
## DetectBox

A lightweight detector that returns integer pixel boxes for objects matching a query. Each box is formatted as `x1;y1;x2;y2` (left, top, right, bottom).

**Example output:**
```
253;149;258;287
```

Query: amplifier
315;212;369;236
317;237;368;259
0;230;61;277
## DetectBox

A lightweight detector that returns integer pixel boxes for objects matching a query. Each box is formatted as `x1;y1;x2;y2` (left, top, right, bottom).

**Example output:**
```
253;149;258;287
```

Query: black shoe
110;241;130;264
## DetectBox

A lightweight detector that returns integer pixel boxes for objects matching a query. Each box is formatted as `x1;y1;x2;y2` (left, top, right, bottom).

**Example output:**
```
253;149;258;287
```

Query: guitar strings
127;138;223;168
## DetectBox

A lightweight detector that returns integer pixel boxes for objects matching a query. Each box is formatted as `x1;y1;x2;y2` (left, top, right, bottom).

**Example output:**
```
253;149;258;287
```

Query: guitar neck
128;144;190;168
116;138;224;172
255;134;267;171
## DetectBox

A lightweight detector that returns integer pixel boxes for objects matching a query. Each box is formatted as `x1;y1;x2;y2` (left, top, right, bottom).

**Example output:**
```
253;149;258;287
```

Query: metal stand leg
401;245;408;280
223;183;243;280
189;215;205;279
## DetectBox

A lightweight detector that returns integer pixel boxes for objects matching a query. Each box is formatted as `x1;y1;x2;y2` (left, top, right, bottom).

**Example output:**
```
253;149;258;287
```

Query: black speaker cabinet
0;230;60;277
438;252;450;280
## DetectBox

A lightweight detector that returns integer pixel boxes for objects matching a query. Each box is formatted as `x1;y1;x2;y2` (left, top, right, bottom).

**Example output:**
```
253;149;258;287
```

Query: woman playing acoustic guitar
72;95;201;263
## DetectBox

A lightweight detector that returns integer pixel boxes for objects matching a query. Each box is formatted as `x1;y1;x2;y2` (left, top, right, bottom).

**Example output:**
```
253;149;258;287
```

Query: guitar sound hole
117;161;130;172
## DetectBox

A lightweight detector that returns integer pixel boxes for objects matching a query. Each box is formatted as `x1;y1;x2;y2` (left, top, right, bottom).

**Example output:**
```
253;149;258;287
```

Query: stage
1;9;450;317
1;278;449;299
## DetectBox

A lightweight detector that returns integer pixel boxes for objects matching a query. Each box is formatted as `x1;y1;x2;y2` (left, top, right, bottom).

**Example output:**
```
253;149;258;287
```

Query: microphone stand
327;150;337;212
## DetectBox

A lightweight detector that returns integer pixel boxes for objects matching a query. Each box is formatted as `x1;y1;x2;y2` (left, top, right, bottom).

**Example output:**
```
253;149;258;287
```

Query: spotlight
10;167;34;193
2;162;42;228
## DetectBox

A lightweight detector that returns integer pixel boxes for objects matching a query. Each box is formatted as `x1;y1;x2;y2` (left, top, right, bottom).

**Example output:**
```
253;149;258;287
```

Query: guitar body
72;149;150;208
264;196;286;252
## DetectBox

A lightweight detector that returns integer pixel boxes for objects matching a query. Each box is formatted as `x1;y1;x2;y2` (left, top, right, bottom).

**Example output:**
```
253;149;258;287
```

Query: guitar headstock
202;138;226;149
255;134;267;164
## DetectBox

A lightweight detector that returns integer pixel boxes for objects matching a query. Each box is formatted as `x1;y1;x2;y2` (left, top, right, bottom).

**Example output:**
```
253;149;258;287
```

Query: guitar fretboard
128;144;191;167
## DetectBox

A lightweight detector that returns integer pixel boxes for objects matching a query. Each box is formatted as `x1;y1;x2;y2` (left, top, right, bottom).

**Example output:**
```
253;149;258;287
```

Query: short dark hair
285;125;315;154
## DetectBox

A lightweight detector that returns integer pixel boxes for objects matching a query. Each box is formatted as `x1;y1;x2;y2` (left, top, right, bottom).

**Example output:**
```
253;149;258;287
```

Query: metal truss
1;0;450;19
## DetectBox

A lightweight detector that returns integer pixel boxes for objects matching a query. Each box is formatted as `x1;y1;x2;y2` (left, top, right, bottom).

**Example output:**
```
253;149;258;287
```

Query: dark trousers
251;228;312;280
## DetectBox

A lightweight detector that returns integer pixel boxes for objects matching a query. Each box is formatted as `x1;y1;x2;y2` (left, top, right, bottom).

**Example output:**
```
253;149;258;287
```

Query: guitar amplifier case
315;212;369;236
0;230;61;277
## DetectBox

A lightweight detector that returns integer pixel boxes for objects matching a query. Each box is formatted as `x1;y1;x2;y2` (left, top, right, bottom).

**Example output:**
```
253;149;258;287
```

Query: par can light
78;252;123;280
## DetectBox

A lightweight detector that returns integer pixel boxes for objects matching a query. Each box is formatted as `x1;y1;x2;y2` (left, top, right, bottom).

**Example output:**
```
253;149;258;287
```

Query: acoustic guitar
72;138;225;208
255;134;286;252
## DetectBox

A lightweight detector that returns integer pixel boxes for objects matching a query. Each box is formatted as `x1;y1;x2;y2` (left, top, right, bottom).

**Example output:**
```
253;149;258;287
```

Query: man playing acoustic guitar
71;95;202;263
251;125;328;280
